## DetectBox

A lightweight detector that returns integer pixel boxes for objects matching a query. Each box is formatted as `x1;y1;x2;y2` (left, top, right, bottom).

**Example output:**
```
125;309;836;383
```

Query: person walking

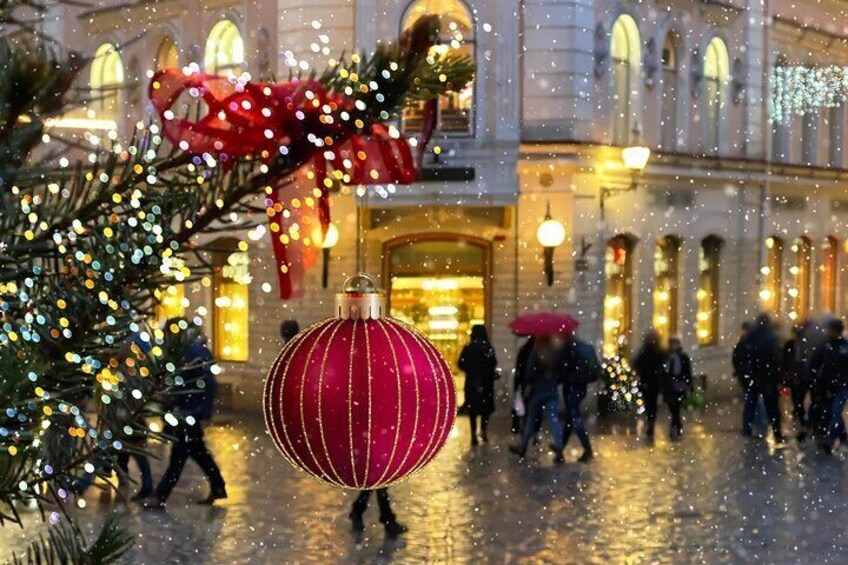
556;332;600;462
511;336;535;434
739;314;785;443
633;330;666;437
280;319;300;345
663;337;693;439
144;320;227;509
349;488;408;539
458;325;498;447
809;318;848;453
509;335;565;463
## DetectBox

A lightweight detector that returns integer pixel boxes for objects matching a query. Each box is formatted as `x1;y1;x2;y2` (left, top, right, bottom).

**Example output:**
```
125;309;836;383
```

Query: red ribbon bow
149;69;434;298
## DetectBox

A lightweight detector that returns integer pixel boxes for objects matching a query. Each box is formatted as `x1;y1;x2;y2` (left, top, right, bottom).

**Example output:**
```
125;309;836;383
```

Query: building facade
48;0;848;409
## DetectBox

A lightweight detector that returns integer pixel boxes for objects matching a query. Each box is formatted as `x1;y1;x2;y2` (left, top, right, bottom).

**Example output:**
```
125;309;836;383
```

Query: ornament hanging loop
335;273;386;320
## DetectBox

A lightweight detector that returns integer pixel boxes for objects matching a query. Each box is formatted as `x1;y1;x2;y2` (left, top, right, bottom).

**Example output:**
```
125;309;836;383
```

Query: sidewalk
2;402;846;564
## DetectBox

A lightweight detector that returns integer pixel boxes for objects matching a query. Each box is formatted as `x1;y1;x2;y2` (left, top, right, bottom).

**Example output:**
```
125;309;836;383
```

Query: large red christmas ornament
263;275;456;489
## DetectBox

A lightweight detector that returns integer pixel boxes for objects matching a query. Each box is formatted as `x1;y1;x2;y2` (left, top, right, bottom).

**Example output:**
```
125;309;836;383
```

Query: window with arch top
762;235;784;315
610;14;641;146
604;234;637;357
788;236;812;322
401;0;474;136
90;43;124;123
654;235;681;343
697;236;722;346
205;19;245;77
821;236;838;313
660;34;678;151
703;37;729;155
156;36;179;71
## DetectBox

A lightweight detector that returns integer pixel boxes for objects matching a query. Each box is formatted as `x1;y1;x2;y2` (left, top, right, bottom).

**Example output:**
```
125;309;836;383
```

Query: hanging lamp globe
263;274;456;489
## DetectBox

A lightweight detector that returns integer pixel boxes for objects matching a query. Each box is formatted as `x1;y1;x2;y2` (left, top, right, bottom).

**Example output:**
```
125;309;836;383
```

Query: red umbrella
509;313;580;337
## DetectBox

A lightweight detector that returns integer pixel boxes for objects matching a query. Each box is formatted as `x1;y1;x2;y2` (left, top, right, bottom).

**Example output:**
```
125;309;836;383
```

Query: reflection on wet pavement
3;402;848;563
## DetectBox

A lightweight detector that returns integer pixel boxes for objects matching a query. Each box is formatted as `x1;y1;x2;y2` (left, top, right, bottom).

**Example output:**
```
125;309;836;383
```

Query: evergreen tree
0;1;473;560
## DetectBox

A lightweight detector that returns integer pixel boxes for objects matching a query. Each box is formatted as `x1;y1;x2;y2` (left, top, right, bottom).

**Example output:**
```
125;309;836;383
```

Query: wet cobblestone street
5;401;848;564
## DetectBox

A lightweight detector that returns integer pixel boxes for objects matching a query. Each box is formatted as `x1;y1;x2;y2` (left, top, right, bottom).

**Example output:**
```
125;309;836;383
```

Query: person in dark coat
458;325;499;447
782;323;812;435
509;335;565;462
145;321;227;508
663;337;693;439
738;314;784;442
280;319;300;345
808;318;848;453
556;332;598;462
633;329;666;437
511;336;535;434
349;488;407;539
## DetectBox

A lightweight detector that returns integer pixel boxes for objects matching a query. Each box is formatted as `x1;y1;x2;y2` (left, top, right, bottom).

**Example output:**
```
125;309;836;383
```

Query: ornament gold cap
335;273;386;320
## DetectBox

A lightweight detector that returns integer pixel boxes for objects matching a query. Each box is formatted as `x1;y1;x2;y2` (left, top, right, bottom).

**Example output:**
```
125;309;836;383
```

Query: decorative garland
770;65;848;123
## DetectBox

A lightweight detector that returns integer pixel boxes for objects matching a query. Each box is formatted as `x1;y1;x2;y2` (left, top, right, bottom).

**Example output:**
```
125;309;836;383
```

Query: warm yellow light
320;223;340;249
622;145;651;171
536;218;566;248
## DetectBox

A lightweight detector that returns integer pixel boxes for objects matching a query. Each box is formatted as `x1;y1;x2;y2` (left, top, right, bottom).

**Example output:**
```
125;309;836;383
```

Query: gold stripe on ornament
371;319;404;486
347;318;360;489
395;319;441;477
298;320;343;486
315;319;346;485
363;318;373;486
279;322;328;481
379;319;420;485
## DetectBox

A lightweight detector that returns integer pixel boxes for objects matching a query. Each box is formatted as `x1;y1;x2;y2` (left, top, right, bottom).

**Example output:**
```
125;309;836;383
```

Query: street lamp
321;223;339;288
601;124;651;219
536;202;566;287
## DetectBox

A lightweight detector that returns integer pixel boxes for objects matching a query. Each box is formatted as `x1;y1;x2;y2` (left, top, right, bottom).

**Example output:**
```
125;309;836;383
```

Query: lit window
653;236;681;343
697;236;722;346
610;15;641;145
156;36;179;70
703;37;729;155
604;234;636;357
660;34;679;151
213;250;250;362
788;236;812;321
205;19;245;76
761;235;783;315
156;284;187;323
821;236;838;313
90;43;124;123
402;0;474;136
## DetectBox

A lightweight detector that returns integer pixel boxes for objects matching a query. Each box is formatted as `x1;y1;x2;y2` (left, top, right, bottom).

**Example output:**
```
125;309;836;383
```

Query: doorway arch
383;233;492;375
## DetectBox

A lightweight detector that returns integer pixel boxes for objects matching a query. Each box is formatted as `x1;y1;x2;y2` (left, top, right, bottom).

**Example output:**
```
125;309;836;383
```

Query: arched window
697;236;722;346
653;235;681;342
155;36;179;71
90;43;124;123
212;241;250;362
610;15;641;145
204;19;245;76
703;37;729;155
660;34;679;151
828;105;844;167
772;55;790;163
402;0;474;136
789;236;812;321
801;112;819;166
604;234;636;356
821;236;838;313
762;235;784;315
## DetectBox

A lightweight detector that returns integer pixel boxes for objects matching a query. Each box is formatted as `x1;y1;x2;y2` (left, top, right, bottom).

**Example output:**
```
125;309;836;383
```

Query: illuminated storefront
788;236;811;322
604;235;635;357
385;237;488;378
761;236;784;315
696;236;721;346
213;248;250;362
653;236;681;342
821;236;838;313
